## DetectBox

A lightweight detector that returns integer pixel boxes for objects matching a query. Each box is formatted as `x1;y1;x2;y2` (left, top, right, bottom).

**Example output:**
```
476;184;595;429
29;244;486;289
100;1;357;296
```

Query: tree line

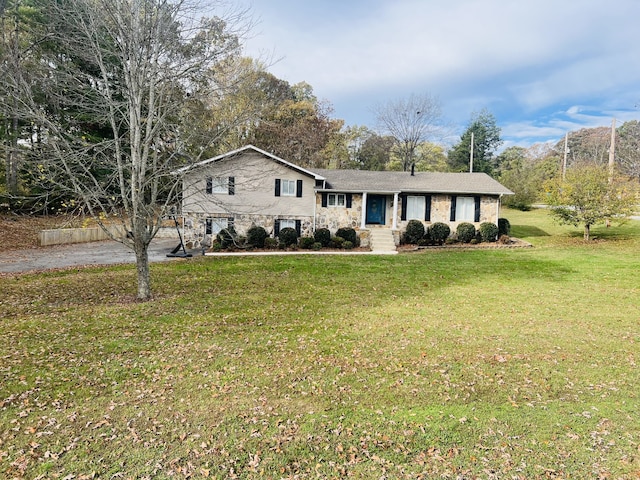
1;0;638;298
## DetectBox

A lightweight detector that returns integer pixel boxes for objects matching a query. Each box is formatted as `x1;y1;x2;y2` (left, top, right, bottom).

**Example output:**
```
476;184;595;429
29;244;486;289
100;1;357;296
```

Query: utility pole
608;118;616;182
562;133;568;180
469;132;474;172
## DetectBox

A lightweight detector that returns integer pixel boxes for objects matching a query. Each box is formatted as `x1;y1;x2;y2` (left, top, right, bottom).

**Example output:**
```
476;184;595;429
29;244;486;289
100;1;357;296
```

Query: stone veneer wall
183;213;314;248
395;195;501;230
314;194;363;232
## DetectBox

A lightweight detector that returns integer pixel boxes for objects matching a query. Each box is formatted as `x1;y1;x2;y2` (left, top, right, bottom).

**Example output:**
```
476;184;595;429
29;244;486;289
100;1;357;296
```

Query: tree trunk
584;224;591;241
134;238;151;300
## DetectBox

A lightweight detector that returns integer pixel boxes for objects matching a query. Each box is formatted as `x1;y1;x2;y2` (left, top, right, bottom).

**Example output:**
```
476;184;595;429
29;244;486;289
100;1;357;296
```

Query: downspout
497;194;501;223
313;189;317;233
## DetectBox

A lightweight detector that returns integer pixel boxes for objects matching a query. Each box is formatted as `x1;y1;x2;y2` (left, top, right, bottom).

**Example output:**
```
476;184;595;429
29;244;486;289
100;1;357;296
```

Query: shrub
299;237;315;249
479;222;499;242
343;240;354;250
456;222;476;243
498;217;511;236
264;237;278;249
429;222;450;244
246;225;268;248
329;236;344;248
404;219;425;244
314;228;331;247
498;234;511;244
335;227;357;245
312;242;323;251
216;226;237;249
278;227;299;247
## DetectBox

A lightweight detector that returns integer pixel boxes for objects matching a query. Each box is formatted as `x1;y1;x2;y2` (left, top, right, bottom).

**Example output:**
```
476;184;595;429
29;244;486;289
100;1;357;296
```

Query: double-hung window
328;193;345;207
454;196;475;222
206;176;234;195
281;179;296;196
406;195;426;220
205;217;228;235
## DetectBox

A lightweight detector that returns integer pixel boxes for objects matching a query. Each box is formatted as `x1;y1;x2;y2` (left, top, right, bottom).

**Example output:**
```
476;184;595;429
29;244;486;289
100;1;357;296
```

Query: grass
1;208;639;479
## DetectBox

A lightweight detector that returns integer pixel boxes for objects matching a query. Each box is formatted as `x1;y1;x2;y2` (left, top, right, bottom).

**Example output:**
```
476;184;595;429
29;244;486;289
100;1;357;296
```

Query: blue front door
366;195;386;225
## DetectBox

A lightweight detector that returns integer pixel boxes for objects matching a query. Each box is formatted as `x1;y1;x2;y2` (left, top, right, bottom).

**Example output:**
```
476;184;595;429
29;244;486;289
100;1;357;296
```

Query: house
176;145;513;247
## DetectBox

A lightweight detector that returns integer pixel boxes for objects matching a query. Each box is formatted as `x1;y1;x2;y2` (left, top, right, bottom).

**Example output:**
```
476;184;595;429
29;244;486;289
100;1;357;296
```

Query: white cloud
244;0;640;145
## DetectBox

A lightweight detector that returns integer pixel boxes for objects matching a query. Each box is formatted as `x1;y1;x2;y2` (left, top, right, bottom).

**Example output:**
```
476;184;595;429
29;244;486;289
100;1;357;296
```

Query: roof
173;145;325;180
313;169;514;196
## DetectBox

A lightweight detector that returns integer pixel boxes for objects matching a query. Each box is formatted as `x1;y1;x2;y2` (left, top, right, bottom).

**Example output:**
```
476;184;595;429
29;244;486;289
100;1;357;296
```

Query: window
455;196;475;222
205;217;228;235
206;176;234;195
275;179;303;197
281;179;296;196
406;195;426;220
279;219;296;229
328;193;345;207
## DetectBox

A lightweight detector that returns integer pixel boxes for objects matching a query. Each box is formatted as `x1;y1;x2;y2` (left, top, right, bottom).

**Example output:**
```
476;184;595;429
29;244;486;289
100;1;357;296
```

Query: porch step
369;228;397;254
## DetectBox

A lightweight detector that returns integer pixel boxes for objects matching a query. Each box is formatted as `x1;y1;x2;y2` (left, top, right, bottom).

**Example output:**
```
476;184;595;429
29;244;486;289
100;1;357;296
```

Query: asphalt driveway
0;238;201;274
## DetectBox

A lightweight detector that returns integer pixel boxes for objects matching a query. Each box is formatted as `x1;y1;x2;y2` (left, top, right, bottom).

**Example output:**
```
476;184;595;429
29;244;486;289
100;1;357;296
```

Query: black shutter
228;217;235;229
206;177;212;194
296;179;303;197
321;193;328;207
295;220;301;236
400;195;407;221
346;194;352;208
274;219;280;236
228;177;235;195
450;196;457;222
205;218;212;235
425;195;432;221
474;196;481;222
275;179;281;197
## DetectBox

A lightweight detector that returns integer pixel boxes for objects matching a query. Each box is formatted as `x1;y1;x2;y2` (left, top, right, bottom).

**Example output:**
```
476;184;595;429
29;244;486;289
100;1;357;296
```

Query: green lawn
1;208;639;479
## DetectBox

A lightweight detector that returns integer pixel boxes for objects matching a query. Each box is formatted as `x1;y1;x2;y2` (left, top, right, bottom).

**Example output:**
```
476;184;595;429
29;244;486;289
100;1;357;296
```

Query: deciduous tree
1;0;250;299
374;93;445;172
544;164;637;240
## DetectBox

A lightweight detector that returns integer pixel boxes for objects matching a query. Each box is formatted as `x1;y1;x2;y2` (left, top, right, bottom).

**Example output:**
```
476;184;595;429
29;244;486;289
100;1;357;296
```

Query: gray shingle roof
312;169;513;195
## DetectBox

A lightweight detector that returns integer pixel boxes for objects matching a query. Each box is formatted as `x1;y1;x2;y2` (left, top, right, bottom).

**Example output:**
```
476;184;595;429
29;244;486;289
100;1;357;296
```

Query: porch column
392;192;399;230
361;192;367;228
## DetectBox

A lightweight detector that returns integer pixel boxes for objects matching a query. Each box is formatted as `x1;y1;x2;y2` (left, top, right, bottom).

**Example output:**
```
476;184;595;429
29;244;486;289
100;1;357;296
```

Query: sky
242;0;640;150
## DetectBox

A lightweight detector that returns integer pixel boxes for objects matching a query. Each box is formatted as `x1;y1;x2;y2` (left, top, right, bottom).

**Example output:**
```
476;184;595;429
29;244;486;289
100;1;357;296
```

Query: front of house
176;145;513;247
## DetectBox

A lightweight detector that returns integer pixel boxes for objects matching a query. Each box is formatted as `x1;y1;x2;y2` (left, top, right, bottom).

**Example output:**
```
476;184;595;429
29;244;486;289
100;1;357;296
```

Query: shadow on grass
511;225;549;237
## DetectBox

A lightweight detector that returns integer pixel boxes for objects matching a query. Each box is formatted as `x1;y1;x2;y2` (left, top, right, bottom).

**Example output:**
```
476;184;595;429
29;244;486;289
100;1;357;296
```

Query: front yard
1;208;639;478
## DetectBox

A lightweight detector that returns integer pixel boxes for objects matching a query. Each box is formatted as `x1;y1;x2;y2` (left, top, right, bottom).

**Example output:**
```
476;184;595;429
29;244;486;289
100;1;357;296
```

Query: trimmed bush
264;237;278;249
343;240;354;250
299;236;315;249
479;222;499;242
329;236;344;248
429;222;450;244
216;226;237;249
404;219;425;244
335;227;357;245
498;217;511;236
278;227;299;247
312;242;323;251
314;228;331;247
246;225;268;248
456;222;476;243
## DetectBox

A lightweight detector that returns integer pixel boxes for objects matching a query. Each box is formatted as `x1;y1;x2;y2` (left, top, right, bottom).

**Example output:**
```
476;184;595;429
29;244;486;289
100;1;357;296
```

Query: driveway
0;238;202;274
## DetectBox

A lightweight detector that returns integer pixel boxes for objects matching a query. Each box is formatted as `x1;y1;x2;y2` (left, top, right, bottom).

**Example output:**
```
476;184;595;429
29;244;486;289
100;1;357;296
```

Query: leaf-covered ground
1;209;639;479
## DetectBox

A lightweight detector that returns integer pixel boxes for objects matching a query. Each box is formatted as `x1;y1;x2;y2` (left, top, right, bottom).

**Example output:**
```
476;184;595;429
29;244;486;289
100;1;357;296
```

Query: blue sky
243;0;640;149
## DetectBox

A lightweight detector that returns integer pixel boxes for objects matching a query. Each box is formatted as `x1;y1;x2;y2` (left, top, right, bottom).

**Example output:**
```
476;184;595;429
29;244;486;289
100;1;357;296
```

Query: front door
366;195;386;225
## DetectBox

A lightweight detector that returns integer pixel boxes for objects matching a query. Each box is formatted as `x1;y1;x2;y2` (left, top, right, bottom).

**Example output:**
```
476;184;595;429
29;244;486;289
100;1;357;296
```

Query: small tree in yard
544;165;637;240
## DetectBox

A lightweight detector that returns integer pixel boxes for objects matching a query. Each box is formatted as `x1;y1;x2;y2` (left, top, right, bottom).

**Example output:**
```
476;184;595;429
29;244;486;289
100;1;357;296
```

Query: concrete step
369;229;397;253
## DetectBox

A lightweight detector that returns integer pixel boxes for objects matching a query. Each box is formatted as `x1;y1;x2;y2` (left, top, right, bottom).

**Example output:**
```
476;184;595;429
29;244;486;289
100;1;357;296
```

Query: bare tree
1;0;251;299
373;93;445;171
